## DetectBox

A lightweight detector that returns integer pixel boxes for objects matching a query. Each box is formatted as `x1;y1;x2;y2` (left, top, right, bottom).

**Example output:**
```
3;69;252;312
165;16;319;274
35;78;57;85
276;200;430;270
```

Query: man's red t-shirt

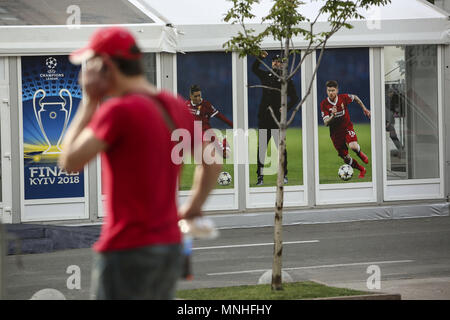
88;91;195;252
320;94;354;135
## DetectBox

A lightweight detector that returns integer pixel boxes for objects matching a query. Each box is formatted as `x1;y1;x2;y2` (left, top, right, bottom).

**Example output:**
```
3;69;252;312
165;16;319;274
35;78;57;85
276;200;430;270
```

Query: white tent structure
0;0;449;224
136;0;450;51
0;0;449;54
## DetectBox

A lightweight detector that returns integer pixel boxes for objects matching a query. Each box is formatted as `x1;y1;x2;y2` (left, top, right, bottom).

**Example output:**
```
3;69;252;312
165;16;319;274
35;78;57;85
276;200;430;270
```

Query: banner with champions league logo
21;55;84;200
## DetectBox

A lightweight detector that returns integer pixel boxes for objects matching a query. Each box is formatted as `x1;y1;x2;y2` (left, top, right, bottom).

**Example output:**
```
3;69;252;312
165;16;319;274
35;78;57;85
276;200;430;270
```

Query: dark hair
326;80;339;88
190;84;201;95
272;54;282;62
111;45;144;76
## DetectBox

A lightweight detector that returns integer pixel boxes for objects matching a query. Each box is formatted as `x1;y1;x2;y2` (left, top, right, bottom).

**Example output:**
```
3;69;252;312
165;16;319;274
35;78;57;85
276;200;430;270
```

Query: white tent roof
141;0;450;51
141;0;447;25
0;0;449;55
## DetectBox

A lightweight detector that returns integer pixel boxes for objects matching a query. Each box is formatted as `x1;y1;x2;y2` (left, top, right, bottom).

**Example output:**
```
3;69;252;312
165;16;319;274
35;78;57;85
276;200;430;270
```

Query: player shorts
330;127;358;158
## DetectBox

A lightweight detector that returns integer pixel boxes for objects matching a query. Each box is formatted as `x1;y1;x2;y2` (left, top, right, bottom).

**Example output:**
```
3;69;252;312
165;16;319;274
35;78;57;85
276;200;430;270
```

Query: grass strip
176;281;372;300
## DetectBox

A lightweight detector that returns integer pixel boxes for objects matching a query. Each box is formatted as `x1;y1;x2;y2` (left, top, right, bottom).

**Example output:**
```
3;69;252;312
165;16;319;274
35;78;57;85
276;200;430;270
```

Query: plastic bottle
181;234;193;280
178;217;219;281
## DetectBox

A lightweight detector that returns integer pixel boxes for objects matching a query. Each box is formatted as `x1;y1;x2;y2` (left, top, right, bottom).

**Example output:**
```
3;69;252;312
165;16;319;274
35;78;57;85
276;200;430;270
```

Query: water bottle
181;234;193;280
178;217;219;280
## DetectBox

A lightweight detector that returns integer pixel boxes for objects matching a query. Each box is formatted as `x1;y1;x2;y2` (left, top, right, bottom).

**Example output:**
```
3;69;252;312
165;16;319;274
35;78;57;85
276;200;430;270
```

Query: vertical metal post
0;222;4;299
233;53;247;212
371;48;384;204
302;51;316;207
9;57;20;223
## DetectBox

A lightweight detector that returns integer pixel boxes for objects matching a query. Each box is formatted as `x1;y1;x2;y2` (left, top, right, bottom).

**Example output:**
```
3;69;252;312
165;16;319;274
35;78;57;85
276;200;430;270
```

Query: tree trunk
271;39;290;291
271;122;286;291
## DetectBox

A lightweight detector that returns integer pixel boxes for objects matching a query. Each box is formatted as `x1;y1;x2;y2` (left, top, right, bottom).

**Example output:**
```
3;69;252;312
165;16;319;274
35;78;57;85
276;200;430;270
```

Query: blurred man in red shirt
59;27;221;299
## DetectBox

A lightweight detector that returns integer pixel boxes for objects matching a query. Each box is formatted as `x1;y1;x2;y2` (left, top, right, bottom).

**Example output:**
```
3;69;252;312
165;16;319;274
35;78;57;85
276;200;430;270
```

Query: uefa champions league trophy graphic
32;88;72;155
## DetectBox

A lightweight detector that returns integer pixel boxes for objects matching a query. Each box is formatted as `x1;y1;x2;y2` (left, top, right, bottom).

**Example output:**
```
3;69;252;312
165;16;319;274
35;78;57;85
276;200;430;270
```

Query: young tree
224;0;390;291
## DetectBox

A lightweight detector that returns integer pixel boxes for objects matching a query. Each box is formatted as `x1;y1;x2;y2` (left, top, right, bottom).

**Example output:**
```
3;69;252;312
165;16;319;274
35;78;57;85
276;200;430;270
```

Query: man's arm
58;99;107;172
178;142;222;220
208;102;233;128
59;56;113;172
323;106;337;126
251;51;268;78
351;94;371;118
320;100;335;127
251;59;265;78
212;110;233;128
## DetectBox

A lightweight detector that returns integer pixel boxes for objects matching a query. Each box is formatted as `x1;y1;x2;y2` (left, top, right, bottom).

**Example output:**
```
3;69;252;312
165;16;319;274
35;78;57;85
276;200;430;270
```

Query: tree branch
287;10;322;81
287;39;318;81
248;84;282;92
268;106;281;128
289;38;297;75
256;56;283;81
287;28;339;127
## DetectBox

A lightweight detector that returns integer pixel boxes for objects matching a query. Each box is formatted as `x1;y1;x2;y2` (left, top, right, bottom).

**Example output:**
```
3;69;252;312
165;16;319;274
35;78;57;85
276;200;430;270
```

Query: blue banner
22;55;84;200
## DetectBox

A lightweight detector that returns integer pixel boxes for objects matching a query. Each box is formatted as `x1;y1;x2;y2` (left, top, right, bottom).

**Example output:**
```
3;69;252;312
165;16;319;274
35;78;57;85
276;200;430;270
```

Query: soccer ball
217;171;232;186
338;164;353;181
46;57;57;69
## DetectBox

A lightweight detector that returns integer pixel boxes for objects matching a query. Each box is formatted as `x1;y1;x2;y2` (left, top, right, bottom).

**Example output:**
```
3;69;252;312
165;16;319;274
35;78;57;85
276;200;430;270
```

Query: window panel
384;45;439;180
176;52;234;190
316;48;372;184
247;51;303;187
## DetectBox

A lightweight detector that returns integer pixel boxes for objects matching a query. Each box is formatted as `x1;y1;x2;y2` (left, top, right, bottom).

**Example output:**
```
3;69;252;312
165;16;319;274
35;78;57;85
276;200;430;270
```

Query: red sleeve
344;94;354;105
320;100;330;118
216;112;233;128
87;99;126;146
205;101;233;128
203;101;216;116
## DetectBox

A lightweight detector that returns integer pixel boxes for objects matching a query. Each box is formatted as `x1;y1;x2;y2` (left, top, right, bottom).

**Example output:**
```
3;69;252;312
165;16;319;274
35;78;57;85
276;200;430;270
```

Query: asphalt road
3;216;450;300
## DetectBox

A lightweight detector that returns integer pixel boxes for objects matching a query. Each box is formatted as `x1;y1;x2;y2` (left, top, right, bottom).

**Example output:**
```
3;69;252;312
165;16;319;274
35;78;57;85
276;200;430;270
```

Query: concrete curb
209;202;449;230
307;279;402;300
309;293;402;300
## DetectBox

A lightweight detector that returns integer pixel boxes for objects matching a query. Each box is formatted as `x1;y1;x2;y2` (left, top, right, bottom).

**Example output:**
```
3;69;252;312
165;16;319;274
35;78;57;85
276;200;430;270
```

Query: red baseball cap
70;26;142;65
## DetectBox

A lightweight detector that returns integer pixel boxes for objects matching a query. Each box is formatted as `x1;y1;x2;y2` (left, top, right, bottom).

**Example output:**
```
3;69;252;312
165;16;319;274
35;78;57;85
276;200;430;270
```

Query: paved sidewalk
4;202;449;255
5;224;101;255
326;277;450;300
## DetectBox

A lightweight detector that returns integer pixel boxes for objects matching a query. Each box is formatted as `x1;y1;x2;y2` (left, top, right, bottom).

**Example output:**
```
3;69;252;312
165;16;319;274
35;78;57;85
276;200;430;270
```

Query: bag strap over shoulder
131;91;177;134
150;95;177;133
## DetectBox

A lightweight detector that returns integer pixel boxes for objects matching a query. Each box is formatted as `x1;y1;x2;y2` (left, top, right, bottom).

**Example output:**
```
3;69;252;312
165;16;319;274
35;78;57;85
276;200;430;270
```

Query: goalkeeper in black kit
252;51;299;186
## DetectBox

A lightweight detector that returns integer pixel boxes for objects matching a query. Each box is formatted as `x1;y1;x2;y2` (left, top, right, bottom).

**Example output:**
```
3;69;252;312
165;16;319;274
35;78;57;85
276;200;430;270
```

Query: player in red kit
186;84;233;158
320;80;371;178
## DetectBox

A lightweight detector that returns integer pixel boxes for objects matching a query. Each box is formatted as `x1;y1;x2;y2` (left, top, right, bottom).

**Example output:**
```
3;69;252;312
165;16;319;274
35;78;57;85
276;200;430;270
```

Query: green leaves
224;0;259;24
223;31;263;58
223;0;263;57
224;0;391;56
320;0;391;31
262;0;309;41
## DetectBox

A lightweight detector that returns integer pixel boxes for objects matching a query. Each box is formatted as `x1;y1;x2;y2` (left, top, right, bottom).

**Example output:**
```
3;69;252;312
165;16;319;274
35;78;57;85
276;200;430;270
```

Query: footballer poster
247;51;302;188
176;52;234;190
316;48;372;184
21;55;85;200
